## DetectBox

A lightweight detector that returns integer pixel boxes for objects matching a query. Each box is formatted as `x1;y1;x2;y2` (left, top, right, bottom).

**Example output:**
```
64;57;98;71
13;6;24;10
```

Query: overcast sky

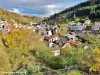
0;0;87;17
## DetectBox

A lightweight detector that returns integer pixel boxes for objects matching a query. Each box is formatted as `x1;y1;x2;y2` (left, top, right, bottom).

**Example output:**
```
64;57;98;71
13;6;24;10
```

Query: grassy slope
0;8;43;25
0;30;54;74
0;32;11;73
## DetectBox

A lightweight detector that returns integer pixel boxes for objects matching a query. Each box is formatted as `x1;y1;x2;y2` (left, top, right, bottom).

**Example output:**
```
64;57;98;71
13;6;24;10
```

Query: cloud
46;4;56;9
0;0;65;16
0;0;87;17
9;8;21;14
0;0;65;8
40;4;59;17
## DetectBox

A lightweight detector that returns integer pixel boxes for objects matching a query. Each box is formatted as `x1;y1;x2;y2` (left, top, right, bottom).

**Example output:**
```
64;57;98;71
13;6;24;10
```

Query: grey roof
69;24;84;31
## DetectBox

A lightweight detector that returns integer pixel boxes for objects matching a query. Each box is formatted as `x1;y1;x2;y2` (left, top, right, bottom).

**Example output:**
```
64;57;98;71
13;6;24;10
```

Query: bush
48;56;66;69
67;70;83;75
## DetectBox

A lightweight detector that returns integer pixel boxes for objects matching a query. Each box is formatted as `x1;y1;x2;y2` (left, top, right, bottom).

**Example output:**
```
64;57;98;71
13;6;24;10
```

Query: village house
84;19;91;25
76;32;90;43
27;25;34;29
22;25;27;29
36;24;60;36
92;22;100;33
45;36;66;48
14;22;18;28
52;25;60;34
44;35;53;46
44;31;79;49
68;23;86;32
0;21;4;30
3;24;16;33
37;28;47;35
30;22;35;26
53;50;60;56
17;24;23;29
39;24;50;29
0;20;8;29
35;24;47;35
63;33;78;41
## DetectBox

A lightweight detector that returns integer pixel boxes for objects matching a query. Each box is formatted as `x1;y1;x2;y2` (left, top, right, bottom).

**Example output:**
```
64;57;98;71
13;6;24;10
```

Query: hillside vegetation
0;8;42;25
42;0;100;24
0;29;100;75
0;0;100;75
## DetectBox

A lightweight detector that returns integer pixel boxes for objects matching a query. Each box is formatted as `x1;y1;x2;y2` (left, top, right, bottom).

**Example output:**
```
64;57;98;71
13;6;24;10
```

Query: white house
85;20;91;25
0;23;4;29
0;21;5;30
92;22;100;31
52;37;59;42
49;42;54;48
14;23;18;28
47;30;52;36
64;34;78;41
38;29;47;35
53;50;60;56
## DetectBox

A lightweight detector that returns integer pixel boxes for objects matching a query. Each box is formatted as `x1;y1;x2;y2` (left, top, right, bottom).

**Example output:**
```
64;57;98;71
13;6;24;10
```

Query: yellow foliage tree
90;48;100;72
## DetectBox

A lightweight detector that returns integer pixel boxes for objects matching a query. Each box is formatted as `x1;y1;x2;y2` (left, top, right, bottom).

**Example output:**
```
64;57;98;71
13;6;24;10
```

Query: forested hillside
0;8;42;25
42;0;100;24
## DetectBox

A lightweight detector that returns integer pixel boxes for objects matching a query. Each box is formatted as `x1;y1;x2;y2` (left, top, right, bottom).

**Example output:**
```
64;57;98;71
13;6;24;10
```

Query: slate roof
92;22;100;30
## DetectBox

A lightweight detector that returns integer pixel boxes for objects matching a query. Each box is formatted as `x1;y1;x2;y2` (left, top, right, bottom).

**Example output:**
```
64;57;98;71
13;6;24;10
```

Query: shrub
67;70;83;75
89;48;100;72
